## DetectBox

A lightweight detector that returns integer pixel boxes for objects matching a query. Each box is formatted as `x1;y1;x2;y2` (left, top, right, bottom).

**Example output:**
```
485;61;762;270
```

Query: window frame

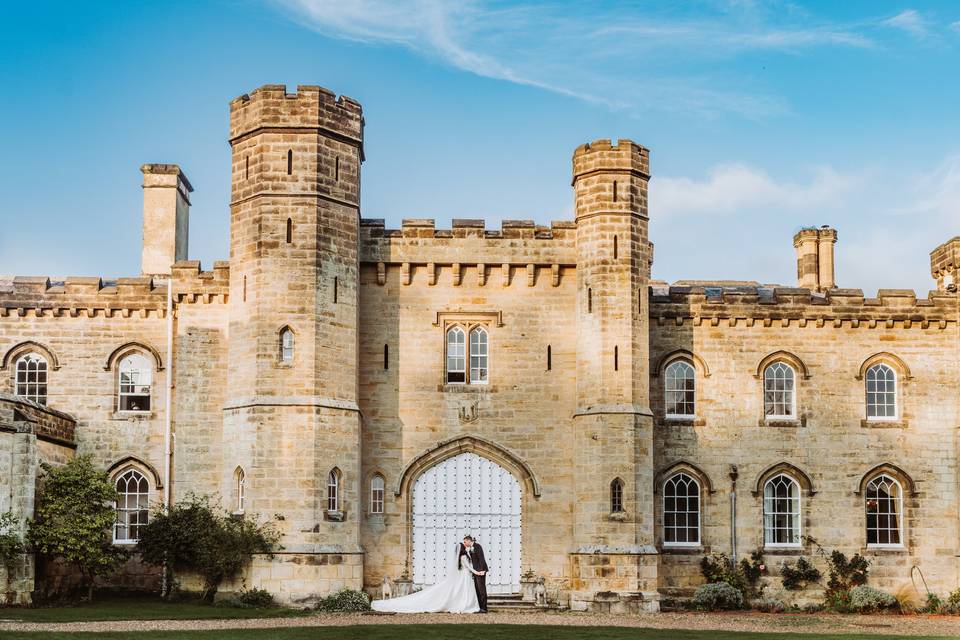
865;363;898;421
610;478;625;514
445;323;491;385
117;353;152;413
763;362;797;420
763;473;802;548
235;467;246;514
327;469;341;513
865;473;904;549
113;468;150;545
279;327;295;364
662;472;701;548
14;352;48;405
370;474;385;515
664;358;696;419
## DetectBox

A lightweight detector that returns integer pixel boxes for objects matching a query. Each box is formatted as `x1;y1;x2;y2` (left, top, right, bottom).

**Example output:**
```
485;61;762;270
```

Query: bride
372;543;481;613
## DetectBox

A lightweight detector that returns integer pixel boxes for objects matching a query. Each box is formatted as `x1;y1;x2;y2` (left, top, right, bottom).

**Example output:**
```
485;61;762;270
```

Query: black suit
467;543;489;611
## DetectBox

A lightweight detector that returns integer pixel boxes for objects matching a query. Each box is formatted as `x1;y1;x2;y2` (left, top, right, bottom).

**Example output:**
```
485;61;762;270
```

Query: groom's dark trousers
470;544;489;612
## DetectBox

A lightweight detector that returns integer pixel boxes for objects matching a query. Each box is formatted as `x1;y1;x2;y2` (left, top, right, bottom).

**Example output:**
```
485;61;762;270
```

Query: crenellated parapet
229;84;363;147
360;218;577;285
650;284;957;329
0;261;230;318
170;260;230;305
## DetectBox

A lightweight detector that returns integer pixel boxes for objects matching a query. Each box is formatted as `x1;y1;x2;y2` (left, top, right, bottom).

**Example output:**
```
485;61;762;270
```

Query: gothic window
866;474;902;547
118;354;152;412
664;359;695;417
15;353;48;405
370;474;385;515
469;327;488;384
280;328;294;363
114;469;149;544
235;467;246;513
663;473;700;546
763;473;801;546
763;362;796;419
610;478;624;513
446;326;466;383
866;363;897;420
327;469;340;512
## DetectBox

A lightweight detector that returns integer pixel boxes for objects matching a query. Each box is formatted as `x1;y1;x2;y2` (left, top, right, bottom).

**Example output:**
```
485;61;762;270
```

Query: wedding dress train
372;546;480;614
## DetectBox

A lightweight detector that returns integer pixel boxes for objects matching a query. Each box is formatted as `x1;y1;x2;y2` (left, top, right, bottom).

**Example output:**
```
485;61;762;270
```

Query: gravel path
1;610;960;636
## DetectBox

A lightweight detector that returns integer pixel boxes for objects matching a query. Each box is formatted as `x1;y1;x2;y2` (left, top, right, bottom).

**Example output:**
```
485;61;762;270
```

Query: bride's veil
450;541;463;575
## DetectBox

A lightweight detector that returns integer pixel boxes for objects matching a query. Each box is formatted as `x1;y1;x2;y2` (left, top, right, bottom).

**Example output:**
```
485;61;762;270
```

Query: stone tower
223;85;364;599
571;139;658;610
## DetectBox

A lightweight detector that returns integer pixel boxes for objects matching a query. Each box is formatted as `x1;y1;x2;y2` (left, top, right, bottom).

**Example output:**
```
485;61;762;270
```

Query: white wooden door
412;452;521;594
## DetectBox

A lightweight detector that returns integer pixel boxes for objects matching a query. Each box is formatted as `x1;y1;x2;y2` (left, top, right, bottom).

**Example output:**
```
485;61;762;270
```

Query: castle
2;83;959;610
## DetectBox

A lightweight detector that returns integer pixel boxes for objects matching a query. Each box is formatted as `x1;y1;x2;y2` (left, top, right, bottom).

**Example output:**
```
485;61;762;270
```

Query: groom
463;535;488;613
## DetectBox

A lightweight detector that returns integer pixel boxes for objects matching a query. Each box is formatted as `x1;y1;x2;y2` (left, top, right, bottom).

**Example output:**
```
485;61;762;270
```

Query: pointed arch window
663;473;700;546
118;353;152;412
235;467;246;514
763;473;801;547
445;326;466;383
866;474;902;547
280;328;294;363
327;469;341;513
370;474;385;514
114;469;149;544
469;327;488;384
664;359;695;417
763;362;796;419
866;363;897;420
610;478;625;513
15;353;48;404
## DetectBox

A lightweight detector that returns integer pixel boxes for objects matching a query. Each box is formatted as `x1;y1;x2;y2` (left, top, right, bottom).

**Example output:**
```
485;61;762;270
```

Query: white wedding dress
372;545;480;613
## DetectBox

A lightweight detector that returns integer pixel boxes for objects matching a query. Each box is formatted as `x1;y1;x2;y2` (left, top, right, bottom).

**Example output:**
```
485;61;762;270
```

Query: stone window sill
112;411;155;421
759;418;804;428
762;546;805;556
608;511;629;522
274;361;294;369
863;545;909;555
660;545;705;555
438;384;497;393
663;416;705;427
861;419;908;429
324;509;345;522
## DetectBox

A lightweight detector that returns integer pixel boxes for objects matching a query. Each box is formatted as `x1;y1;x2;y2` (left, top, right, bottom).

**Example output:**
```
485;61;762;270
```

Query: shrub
315;588;371;612
948;587;960;609
137;494;282;601
779;557;821;591
849;585;897;612
700;550;766;600
236;587;276;608
804;537;870;612
27;456;129;601
693;582;744;611
921;592;943;614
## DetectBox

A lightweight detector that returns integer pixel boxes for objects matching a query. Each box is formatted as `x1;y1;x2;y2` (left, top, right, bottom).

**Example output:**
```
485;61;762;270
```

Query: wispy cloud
270;0;884;119
882;9;929;39
950;20;960;34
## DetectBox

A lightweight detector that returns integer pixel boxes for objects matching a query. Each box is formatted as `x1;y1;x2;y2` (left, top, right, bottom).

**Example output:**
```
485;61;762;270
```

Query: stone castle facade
2;83;959;609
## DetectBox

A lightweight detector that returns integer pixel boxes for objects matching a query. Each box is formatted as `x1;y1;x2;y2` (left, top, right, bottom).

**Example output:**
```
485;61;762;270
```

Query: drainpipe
729;465;738;564
164;277;173;508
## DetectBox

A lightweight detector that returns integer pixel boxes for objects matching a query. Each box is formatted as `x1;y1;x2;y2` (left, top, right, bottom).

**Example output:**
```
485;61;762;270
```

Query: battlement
359;218;578;269
572;138;650;183
0;261;230;317
229;84;363;147
650;284;956;328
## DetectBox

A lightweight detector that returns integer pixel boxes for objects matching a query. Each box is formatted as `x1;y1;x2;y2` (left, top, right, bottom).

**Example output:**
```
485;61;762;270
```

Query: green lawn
0;626;956;640
0;594;309;623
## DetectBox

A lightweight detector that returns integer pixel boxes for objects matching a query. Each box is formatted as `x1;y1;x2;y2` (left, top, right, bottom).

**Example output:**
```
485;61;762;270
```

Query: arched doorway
412;452;521;594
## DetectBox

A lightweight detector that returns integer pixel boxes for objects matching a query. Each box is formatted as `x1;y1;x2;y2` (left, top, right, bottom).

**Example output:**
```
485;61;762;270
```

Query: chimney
140;164;192;277
792;226;837;292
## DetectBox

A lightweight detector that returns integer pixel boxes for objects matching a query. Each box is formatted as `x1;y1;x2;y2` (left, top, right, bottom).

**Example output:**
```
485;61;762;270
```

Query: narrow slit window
384;344;389;370
335;156;340;181
243;275;247;302
588;288;592;313
286;218;292;243
245;156;249;179
614;346;619;371
547;345;552;371
333;277;338;303
286;150;293;175
613;235;618;260
613;180;618;202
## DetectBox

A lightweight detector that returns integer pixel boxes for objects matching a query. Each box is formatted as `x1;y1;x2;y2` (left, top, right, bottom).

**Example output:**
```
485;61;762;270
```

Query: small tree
27;456;128;601
0;511;26;597
137;495;281;601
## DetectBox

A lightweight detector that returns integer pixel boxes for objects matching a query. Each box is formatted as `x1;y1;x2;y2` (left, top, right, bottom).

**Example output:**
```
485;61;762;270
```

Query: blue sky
1;1;959;293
